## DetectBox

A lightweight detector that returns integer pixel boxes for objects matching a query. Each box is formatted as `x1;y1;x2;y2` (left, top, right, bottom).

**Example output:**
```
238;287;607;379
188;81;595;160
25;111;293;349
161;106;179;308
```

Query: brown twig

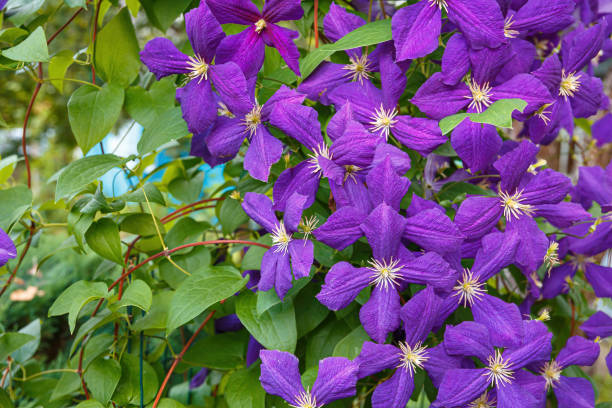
314;0;319;48
21;64;43;189
47;8;84;45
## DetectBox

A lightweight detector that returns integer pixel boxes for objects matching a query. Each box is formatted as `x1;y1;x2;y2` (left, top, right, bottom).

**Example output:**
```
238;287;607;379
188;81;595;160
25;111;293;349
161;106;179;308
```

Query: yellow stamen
255;19;267;33
465;79;493;113
559;70;581;98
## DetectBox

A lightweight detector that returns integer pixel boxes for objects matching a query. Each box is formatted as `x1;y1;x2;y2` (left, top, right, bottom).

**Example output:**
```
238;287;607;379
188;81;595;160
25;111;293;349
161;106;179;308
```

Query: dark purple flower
207;0;303;77
0;228;16;267
349;0;396;18
0;0;7;11
140;1;249;136
259;349;358;406
241;192;313;299
572;163;612;213
391;0;506;61
189;368;209;389
581;311;612;376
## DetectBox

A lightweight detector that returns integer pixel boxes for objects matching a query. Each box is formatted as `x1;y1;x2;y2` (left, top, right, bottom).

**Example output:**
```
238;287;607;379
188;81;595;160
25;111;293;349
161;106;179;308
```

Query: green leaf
114;279;152;312
0;389;14;408
55;154;126;200
11;319;41;362
122;183;165;206
236;291;297;352
67;84;124;154
218;197;249;235
113;353;159;406
65;0;87;8
2;27;49;62
0;332;36;361
48;50;74;93
300;19;391;78
167;266;248;334
241;235;272;270
332;326;370;359
132;291;173;332
183;332;248;370
159;246;211;289
439;99;527;134
152;399;186;408
139;0;192;31
224;365;265;408
125;78;176;128
75;401;105;408
0;184;32;231
120;213;162;237
138;107;189;154
48;280;108;333
6;0;45;26
94;8;140;87
85;218;124;265
84;357;122;404
51;371;81;401
70;309;121;355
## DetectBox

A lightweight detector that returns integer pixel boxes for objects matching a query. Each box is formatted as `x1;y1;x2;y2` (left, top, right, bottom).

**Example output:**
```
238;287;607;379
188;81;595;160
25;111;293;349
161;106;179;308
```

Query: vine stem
109;240;271;291
151;304;222;408
314;0;319;48
160;198;223;223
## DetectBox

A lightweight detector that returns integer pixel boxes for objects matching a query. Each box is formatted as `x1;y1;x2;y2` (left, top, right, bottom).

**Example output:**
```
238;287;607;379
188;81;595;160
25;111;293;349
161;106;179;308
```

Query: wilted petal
140;38;189;79
244;126;283;182
411;73;471;119
451;120;501;173
262;24;301;76
394;116;447;156
314;207;367;251
472;294;524;348
355;341;399;379
360;285;401;343
316;262;371;310
371;368;414;408
554;376;595;408
259;350;305;405
435;368;490;408
392;2;441;61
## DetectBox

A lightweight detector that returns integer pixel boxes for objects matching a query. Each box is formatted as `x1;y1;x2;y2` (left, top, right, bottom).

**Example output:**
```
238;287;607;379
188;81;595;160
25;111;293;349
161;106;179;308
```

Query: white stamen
485;350;514;387
428;0;448;12
544;241;560;275
342;54;372;84
369;104;398;140
504;15;519;38
559;70;581;99
465;79;493;113
535;104;552;125
468;391;497;408
527;158;547;175
290;388;318;408
299;215;319;241
242;105;263;136
541;360;562;389
367;257;403;289
186;54;209;83
452;268;487;307
217;102;235;118
307;144;333;175
397;342;429;375
255;19;267;33
271;221;292;254
499;189;535;220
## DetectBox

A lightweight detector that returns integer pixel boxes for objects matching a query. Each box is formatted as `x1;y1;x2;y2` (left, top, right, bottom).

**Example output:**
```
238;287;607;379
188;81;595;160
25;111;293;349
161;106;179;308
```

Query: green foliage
84;218;124;264
2;27;49;62
48;280;107;333
55;154;128;200
0;184;31;230
438;98;528;134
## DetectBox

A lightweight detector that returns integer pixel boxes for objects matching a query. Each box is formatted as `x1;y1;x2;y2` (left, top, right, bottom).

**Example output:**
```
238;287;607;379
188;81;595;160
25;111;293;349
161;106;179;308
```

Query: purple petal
185;1;225;61
361;204;408;261
260;249;292;299
140;38;189;79
469;44;514;85
556;336;600;368
535;202;591;228
441;34;470;85
262;24;301;76
262;0;303;23
371;368;414;408
324;3;365;47
393;116;448;156
472;294;525;348
506;216;549;275
472;230;519;282
269;103;322;150
521;169;572;206
564;22;607;73
454;196;503;240
424;343;471;387
206;0;261;24
259;350;305;405
289;239;313;280
178;78;217;135
246;336;264;367
400;286;441;346
327;102;357;141
444;322;493;362
494;139;539;193
311;357;359;405
554;376;595;408
532;53;563;95
360;285;401;343
316;262;371;311
244;126;283;182
406;195;445;217
504;331;552;369
585;263;612;298
580;311;612;339
272;162;319;212
327;81;382;123
435;368;490;408
297;62;350;104
570;73;603;118
411;73;471;119
451;120;501;173
313;207;367;251
593;113;612;146
541;263;575;299
205;116;245;159
378;41;408;108
492;74;554;116
190;367;209;389
0;228;17;267
404;208;465;255
446;0;506;50
399;252;457;291
241;192;278;232
215;314;242;332
330;122;380;168
496;380;539;408
209;62;251;115
512;0;574;36
354;341;398;379
371;143;412;175
215;27;265;79
392;2;441;61
366;158;411;211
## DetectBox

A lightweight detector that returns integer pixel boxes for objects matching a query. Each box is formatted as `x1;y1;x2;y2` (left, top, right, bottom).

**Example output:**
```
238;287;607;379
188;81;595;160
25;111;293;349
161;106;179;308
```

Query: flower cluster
140;0;612;406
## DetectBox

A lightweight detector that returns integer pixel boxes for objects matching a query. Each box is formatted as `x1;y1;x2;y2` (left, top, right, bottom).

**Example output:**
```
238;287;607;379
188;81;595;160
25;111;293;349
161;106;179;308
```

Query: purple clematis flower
435;320;551;408
241;192;313;299
538;336;600;407
581;311;612;375
572;163;612;213
206;0;303;78
0;228;16;267
0;0;7;11
317;203;456;343
391;0;506;61
140;1;248;136
189;368;210;389
259;349;358;406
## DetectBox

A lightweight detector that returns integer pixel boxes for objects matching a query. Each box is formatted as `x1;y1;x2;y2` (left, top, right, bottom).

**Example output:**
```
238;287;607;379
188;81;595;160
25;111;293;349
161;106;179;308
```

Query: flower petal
186;1;225;61
580;311;612;340
554;376;595;408
401;286;441;346
441;33;470;85
262;0;304;23
241;192;278;232
371;367;414;408
585;262;612;298
215;27;265;79
446;0;506;50
360;284;401;343
444;321;493;362
454;196;502;240
178;78;217;135
366;158;411;211
316;262;371;311
289;239;313;280
392;2;441;61
206;0;261;24
451;120;501;173
262;23;301;76
472;294;525;349
244;126;283;182
311;357;359;405
354;341;399;379
411;72;471;119
313;206;367;251
259;350;305;405
393;116;447;156
435;368;490;408
556;336;600;368
140;38;189;79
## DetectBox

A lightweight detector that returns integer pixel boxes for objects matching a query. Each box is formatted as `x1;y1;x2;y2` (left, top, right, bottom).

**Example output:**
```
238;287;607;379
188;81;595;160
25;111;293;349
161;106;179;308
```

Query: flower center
428;0;448;11
465;79;493;113
468;391;496;408
452;269;486;307
559;70;581;98
187;54;209;83
307;144;333;175
217;102;235;118
544;241;560;274
504;16;519;38
367;257;403;289
271;221;292;254
242;105;263;136
397;342;429;375
255;18;267;33
290;389;318;408
299;215;319;241
344;164;362;182
485;350;514;387
498;189;535;220
342;54;372;84
369;104;398;140
541;360;562;389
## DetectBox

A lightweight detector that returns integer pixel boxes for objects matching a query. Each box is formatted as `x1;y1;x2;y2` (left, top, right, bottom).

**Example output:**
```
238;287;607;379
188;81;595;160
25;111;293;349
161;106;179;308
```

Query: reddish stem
109;240;271;291
161;205;216;224
22;64;43;188
47;8;84;45
91;0;102;84
160;198;222;223
314;0;319;48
